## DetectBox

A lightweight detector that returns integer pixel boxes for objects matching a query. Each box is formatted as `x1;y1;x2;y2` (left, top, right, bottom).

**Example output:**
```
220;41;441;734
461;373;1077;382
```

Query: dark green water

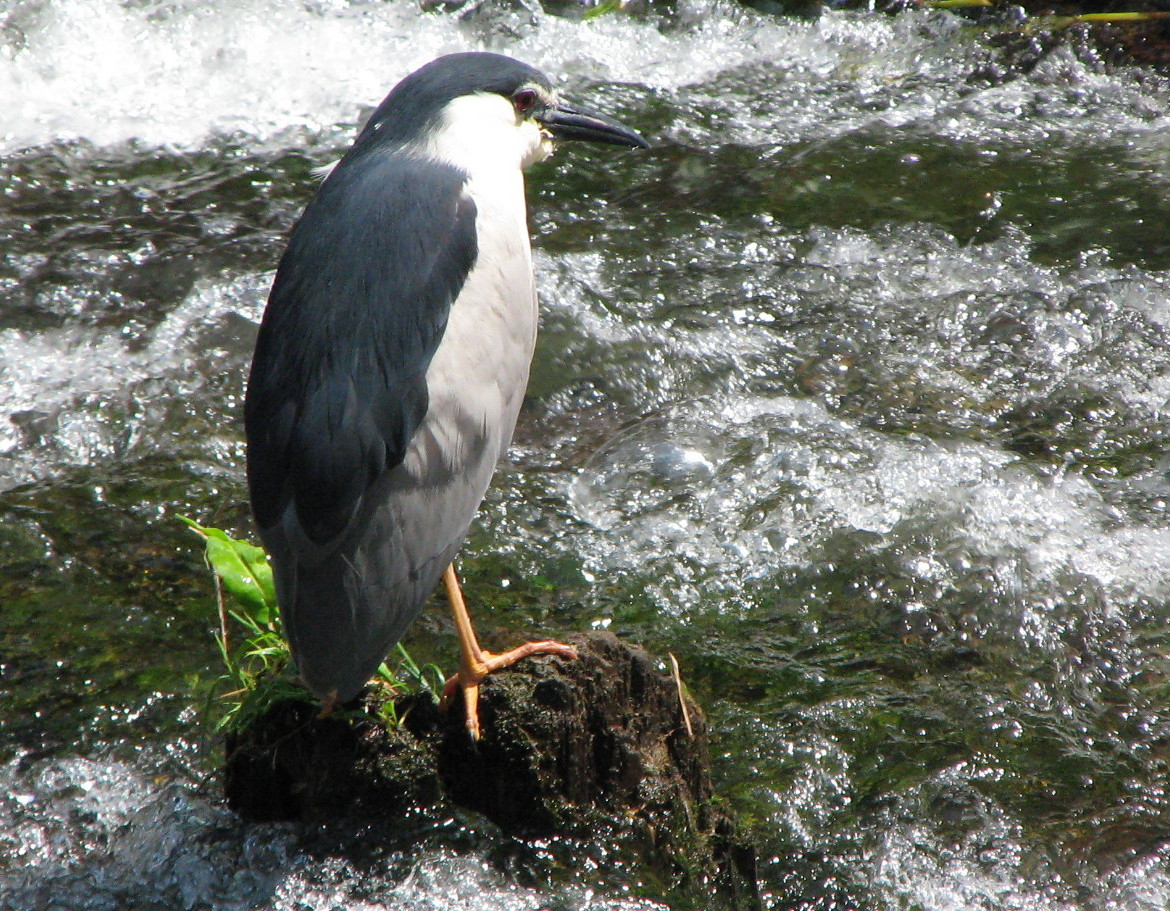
4;1;1170;908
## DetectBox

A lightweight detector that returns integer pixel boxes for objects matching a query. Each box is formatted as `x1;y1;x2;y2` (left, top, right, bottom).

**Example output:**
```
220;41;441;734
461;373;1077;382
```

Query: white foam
557;224;1170;617
0;272;267;489
0;0;472;151
2;0;814;152
0;0;1023;154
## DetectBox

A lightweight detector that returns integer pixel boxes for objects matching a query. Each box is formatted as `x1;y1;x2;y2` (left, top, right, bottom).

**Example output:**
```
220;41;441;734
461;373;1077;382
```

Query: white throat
413;92;554;259
421;92;553;180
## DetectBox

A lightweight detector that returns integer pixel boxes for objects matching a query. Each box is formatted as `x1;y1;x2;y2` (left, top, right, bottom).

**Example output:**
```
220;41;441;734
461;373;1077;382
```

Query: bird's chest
444;177;536;392
414;176;538;472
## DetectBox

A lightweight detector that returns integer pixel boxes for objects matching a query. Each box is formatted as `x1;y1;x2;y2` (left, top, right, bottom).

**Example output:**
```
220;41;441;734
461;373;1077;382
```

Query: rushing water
4;0;1170;908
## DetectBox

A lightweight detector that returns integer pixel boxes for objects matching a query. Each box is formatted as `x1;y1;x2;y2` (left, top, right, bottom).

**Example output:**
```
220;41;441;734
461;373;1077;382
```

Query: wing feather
245;149;478;549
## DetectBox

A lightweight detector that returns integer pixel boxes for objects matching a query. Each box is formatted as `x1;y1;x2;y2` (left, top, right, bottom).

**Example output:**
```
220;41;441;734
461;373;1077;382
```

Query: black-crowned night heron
244;52;649;738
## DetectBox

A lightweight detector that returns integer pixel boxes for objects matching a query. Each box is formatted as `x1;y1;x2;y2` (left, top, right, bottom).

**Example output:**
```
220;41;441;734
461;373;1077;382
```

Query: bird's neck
414;93;544;237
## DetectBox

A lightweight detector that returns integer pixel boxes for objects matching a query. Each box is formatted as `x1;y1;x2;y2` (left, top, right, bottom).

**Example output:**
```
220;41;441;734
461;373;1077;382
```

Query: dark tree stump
224;631;759;909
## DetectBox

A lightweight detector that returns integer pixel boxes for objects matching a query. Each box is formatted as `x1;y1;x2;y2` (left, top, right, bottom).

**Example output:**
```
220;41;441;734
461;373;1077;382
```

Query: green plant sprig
181;517;442;735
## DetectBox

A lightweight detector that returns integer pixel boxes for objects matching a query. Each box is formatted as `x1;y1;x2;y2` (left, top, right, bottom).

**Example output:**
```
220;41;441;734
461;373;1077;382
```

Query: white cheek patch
426;93;520;171
421;93;554;175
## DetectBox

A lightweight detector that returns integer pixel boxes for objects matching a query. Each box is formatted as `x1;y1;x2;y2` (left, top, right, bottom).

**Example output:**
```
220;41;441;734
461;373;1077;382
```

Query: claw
442;639;579;739
316;689;340;719
441;564;578;740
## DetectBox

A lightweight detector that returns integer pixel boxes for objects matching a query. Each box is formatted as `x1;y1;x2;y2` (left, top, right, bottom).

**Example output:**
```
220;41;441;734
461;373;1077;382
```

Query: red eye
512;89;537;114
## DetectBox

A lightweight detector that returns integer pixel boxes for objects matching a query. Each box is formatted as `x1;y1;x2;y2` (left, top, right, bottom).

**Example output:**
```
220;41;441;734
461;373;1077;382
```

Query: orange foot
441;639;579;740
439;563;577;740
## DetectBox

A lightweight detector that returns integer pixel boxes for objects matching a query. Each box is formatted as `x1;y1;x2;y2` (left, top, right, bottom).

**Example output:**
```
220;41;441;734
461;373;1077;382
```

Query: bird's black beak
536;101;650;149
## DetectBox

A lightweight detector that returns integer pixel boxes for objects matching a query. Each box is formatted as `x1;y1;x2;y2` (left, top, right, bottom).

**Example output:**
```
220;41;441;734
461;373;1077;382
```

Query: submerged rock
224;631;759;909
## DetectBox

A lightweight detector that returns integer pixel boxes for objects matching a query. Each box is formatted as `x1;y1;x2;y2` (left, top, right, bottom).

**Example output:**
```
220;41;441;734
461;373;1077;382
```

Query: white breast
399;92;545;485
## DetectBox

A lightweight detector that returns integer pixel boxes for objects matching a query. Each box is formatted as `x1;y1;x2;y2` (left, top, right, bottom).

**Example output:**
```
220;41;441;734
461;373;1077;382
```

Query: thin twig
212;563;229;654
669;653;694;738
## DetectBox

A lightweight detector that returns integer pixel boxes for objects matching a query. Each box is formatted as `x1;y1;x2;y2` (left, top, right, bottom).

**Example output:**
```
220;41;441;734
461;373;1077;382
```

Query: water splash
0;0;466;151
0;273;265;490
0;750;670;910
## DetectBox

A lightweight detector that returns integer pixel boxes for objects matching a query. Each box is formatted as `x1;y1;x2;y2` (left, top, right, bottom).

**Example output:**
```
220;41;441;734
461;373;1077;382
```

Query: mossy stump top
223;630;759;909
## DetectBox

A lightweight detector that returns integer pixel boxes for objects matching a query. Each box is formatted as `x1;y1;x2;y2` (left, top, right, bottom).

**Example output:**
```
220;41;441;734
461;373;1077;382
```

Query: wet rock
224;631;759;910
972;0;1170;78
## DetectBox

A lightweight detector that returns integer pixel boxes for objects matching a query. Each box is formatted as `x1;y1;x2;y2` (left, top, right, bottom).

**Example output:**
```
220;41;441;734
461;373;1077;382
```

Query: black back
245;149;477;546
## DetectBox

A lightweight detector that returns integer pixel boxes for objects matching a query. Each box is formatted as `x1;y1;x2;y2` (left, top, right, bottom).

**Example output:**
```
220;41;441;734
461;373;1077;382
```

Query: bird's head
355;52;649;174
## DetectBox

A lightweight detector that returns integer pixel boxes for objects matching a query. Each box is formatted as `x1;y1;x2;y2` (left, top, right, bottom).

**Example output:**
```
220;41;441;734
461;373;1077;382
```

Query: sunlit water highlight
3;0;1170;908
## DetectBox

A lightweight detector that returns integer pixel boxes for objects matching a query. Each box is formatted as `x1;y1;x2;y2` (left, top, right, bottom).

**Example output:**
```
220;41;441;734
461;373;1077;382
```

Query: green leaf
583;0;623;21
180;516;277;624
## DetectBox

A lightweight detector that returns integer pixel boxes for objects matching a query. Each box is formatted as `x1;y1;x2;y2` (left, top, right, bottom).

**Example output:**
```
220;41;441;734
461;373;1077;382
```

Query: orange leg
440;563;578;740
